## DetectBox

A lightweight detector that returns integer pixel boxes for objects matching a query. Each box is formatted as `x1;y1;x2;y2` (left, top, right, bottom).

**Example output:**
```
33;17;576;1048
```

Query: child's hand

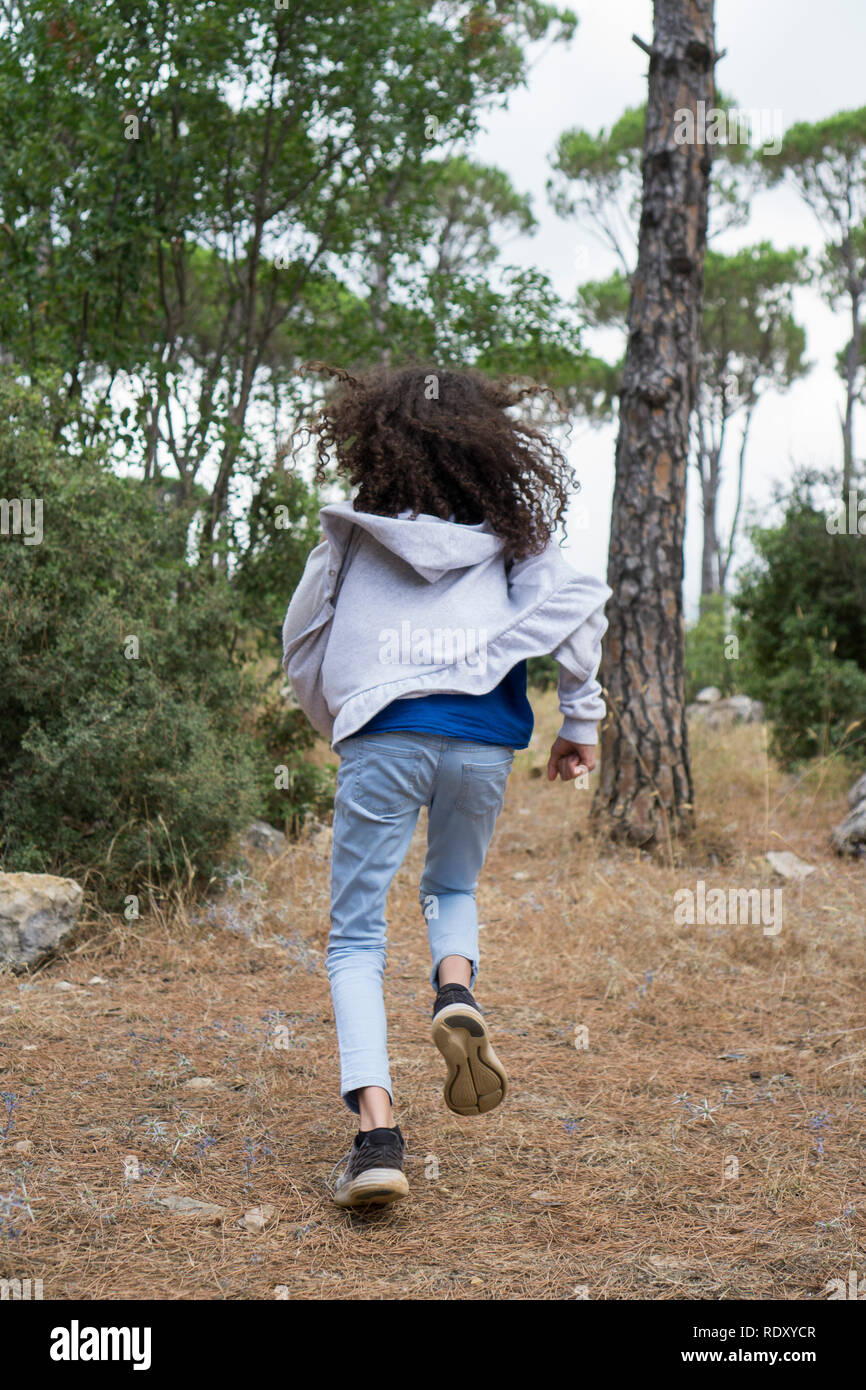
546;737;596;782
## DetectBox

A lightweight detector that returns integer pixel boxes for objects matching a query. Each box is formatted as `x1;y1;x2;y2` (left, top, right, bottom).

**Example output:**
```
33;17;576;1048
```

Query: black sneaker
432;984;507;1117
331;1126;409;1209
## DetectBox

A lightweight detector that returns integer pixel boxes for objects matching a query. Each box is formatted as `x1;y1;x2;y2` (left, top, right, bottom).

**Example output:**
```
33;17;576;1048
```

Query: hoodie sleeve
552;602;608;746
280;540;337;739
508;544;610;745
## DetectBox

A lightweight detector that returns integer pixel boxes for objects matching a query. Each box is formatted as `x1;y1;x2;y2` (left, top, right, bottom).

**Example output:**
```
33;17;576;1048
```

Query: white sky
468;0;866;617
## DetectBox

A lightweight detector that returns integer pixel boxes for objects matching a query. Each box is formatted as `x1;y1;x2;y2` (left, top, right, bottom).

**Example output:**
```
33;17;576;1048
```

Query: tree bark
719;400;754;591
842;276;862;499
696;404;725;598
700;465;719;597
592;0;716;850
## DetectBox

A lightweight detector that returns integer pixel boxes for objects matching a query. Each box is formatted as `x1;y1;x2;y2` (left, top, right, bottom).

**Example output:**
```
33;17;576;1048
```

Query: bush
733;480;866;767
756;643;866;765
0;378;265;906
685;594;739;703
255;697;336;835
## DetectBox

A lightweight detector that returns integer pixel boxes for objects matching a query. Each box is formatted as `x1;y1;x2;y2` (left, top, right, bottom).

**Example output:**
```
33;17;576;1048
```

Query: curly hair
295;362;577;561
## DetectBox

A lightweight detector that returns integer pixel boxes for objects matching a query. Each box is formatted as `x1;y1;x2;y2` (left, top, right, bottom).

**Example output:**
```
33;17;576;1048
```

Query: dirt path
1;699;864;1299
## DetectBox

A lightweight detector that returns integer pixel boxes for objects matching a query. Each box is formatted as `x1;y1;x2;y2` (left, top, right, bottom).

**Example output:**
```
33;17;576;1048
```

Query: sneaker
331;1126;409;1209
431;983;507;1117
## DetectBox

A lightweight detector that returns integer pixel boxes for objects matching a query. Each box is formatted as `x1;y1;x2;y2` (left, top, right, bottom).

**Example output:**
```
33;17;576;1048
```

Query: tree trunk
370;249;393;368
700;470;719;597
592;0;716;850
842;280;862;499
698;441;723;597
719;400;754;591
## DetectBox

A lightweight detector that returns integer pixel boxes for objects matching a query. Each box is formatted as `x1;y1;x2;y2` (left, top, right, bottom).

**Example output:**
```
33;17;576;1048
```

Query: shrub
685;594;738;703
0;377;264;906
733;480;866;767
255;698;336;835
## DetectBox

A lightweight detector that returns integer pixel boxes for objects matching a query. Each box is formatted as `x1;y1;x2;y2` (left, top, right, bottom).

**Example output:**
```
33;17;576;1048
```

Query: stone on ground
242;820;287;857
830;798;866;858
766;850;816;880
0;872;83;972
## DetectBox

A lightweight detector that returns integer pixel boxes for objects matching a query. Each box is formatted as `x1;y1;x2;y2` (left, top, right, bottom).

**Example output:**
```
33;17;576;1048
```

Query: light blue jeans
327;731;514;1115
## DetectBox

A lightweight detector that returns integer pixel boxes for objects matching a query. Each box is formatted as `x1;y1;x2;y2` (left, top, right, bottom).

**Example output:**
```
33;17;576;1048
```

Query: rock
155;1193;226;1221
0;873;83;972
310;825;333;857
830;799;866;858
12;1139;33;1153
727;694;764;720
847;772;866;809
687;695;765;728
766;851;816;880
242;820;287;857
239;1204;275;1234
695;686;722;703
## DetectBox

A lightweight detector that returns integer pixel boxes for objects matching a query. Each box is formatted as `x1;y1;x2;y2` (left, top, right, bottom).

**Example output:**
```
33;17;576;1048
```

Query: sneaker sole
431;1003;507;1116
333;1167;409;1209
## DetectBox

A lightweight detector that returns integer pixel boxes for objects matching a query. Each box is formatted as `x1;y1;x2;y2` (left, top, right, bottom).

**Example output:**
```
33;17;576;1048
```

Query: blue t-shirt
355;660;533;749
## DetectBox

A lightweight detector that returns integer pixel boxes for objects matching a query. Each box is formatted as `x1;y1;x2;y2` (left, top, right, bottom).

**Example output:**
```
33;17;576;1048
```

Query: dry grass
1;693;864;1300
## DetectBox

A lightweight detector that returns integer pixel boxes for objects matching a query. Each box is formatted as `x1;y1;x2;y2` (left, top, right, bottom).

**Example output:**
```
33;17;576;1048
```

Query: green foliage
696;244;810;591
0;3;599;914
701;244;810;399
527;654;559;691
759;109;866;486
0;377;266;906
753;647;866;767
0;0;583;523
577;273;630;330
684;596;738;703
733;481;866;766
760;107;866;184
453;267;588;387
254;699;336;836
230;465;322;657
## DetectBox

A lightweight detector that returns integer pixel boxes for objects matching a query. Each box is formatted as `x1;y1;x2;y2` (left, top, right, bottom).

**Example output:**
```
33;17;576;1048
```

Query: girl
282;363;610;1209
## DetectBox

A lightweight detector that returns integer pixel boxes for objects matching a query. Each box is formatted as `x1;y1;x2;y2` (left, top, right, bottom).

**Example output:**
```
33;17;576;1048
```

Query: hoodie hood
319;500;505;583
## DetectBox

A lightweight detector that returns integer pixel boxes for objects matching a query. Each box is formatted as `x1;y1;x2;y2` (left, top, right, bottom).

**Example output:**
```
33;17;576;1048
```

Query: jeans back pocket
350;741;423;816
454;756;513;822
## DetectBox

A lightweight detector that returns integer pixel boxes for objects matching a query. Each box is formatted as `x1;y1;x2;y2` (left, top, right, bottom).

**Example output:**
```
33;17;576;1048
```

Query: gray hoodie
281;500;611;749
